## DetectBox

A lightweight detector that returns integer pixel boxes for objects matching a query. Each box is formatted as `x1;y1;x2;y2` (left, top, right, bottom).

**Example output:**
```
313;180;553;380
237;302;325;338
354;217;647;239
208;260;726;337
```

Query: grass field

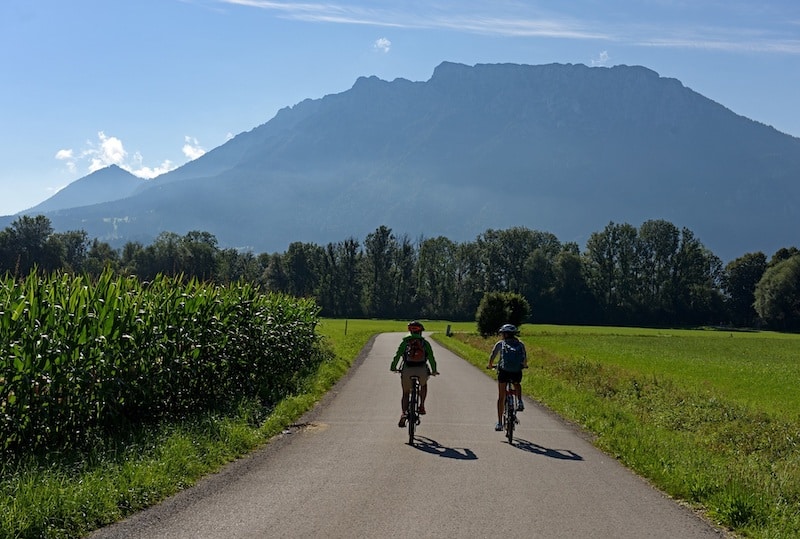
515;325;800;418
431;322;800;538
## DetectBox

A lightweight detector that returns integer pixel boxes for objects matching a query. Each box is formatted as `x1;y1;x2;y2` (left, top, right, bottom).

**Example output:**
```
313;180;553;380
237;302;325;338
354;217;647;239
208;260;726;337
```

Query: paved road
90;333;728;538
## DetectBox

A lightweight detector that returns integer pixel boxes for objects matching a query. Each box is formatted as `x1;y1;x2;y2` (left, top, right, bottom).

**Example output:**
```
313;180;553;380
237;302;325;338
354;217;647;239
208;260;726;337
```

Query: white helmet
498;323;518;334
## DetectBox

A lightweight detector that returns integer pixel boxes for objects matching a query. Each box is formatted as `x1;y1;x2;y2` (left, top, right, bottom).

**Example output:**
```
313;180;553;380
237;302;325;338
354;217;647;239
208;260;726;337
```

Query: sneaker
495;422;503;431
398;414;407;428
517;400;525;412
418;404;426;415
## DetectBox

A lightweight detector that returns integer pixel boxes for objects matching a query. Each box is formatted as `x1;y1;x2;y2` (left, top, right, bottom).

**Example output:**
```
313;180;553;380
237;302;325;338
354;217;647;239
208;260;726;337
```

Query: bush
475;291;531;337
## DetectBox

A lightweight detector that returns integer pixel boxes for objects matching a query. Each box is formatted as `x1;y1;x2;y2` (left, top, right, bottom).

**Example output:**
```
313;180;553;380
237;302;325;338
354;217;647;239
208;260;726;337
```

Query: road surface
90;333;728;538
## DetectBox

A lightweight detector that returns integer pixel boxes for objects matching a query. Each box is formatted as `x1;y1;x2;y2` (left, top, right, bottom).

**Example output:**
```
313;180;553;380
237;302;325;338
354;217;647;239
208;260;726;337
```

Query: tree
338;238;363;317
136;232;183;279
216;248;263;285
392;235;417;318
0;215;61;275
551;247;595;324
52;230;90;273
523;247;556;321
416;236;458;319
754;255;800;330
583;222;640;323
723;252;767;327
362;226;397;317
282;242;323;298
84;239;120;277
476;227;558;293
179;231;219;280
264;253;289;293
637;219;680;316
453;241;484;320
769;247;800;266
119;241;145;276
669;228;725;325
317;238;362;317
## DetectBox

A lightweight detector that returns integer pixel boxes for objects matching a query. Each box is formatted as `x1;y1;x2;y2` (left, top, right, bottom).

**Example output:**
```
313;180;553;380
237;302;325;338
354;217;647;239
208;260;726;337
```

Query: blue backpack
500;340;525;372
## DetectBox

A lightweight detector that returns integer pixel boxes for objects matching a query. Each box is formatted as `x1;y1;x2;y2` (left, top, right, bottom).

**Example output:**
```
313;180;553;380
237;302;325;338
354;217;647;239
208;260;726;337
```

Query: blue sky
2;0;799;216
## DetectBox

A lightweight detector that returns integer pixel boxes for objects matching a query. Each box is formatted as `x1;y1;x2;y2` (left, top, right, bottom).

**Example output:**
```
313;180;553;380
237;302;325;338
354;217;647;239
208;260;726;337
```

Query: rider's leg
401;389;410;414
497;382;506;423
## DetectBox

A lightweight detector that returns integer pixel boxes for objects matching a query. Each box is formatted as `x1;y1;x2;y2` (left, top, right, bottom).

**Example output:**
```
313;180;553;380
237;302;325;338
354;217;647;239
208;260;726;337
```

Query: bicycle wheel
408;380;418;445
505;395;515;444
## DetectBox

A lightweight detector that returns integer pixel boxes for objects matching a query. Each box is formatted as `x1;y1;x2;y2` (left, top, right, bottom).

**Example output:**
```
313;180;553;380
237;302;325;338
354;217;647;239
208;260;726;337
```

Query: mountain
17;165;145;215
4;62;800;261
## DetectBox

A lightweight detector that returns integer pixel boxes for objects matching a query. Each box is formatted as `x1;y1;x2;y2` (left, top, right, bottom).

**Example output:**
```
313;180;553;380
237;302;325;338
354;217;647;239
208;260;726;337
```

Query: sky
1;0;799;216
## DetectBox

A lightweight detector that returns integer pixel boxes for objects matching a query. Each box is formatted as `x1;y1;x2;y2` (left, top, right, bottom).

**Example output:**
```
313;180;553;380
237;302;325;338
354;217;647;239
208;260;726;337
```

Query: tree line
1;215;798;330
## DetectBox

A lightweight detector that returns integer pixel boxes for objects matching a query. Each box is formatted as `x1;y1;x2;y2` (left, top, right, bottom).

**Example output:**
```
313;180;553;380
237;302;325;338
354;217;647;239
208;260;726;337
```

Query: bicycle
406;375;421;445
487;365;523;444
502;379;519;444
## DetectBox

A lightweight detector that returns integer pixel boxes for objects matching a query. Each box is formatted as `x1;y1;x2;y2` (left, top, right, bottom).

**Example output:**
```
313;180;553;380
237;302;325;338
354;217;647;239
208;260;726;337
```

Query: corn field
0;270;324;455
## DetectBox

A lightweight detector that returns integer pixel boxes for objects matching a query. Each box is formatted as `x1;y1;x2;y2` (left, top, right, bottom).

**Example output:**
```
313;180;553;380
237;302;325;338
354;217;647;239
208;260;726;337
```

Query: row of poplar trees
1;216;798;329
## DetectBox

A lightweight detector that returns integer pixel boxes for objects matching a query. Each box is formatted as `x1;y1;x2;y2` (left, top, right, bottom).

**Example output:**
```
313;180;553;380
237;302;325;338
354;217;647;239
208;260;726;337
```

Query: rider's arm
521;341;528;368
390;338;407;371
423;339;437;373
487;341;502;368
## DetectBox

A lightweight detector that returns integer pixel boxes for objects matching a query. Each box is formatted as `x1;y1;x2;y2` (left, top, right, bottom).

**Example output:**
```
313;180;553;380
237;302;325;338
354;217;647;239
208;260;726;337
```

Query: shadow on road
512;438;583;460
413;436;478;460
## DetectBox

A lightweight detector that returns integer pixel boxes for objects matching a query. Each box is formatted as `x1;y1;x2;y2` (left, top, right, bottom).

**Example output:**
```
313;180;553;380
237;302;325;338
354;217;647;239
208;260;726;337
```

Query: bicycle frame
503;380;517;444
407;375;421;445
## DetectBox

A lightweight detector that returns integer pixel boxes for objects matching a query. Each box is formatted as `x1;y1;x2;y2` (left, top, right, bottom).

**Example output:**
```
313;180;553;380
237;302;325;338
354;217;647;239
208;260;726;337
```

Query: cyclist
390;320;438;428
486;323;527;431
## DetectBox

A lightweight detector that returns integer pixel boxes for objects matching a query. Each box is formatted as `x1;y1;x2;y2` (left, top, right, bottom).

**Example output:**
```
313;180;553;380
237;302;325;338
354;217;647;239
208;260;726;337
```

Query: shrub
475;291;531;337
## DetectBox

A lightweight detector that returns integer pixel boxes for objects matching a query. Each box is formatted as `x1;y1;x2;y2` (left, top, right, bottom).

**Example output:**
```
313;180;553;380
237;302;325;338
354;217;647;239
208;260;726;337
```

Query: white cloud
54;131;210;180
374;37;391;53
83;131;127;173
130;161;176;179
99;132;127;165
182;136;206;160
55;149;73;160
55;149;77;172
591;50;610;66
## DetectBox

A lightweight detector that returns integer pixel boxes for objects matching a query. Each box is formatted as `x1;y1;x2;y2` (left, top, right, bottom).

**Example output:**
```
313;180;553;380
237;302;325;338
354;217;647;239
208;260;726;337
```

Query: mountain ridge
3;61;798;261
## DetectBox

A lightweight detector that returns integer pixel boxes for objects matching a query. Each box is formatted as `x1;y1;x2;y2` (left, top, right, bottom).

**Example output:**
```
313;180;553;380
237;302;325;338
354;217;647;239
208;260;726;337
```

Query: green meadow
433;322;800;538
522;325;799;417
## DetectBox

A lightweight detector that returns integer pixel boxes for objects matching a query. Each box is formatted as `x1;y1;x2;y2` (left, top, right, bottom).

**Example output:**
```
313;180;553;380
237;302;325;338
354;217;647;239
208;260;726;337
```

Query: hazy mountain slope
6;62;799;260
17;165;145;215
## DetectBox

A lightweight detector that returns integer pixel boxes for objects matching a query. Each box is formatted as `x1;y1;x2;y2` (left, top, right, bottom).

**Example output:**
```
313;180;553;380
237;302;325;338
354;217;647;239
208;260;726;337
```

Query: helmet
408;320;425;333
498;323;518;335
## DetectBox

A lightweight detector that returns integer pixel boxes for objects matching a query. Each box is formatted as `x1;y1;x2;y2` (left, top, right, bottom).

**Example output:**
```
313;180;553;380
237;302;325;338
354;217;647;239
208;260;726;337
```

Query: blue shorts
497;368;522;384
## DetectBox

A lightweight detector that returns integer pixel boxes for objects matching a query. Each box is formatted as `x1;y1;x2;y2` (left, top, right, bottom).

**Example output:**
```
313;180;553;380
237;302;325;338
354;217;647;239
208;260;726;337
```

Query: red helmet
408;320;425;333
